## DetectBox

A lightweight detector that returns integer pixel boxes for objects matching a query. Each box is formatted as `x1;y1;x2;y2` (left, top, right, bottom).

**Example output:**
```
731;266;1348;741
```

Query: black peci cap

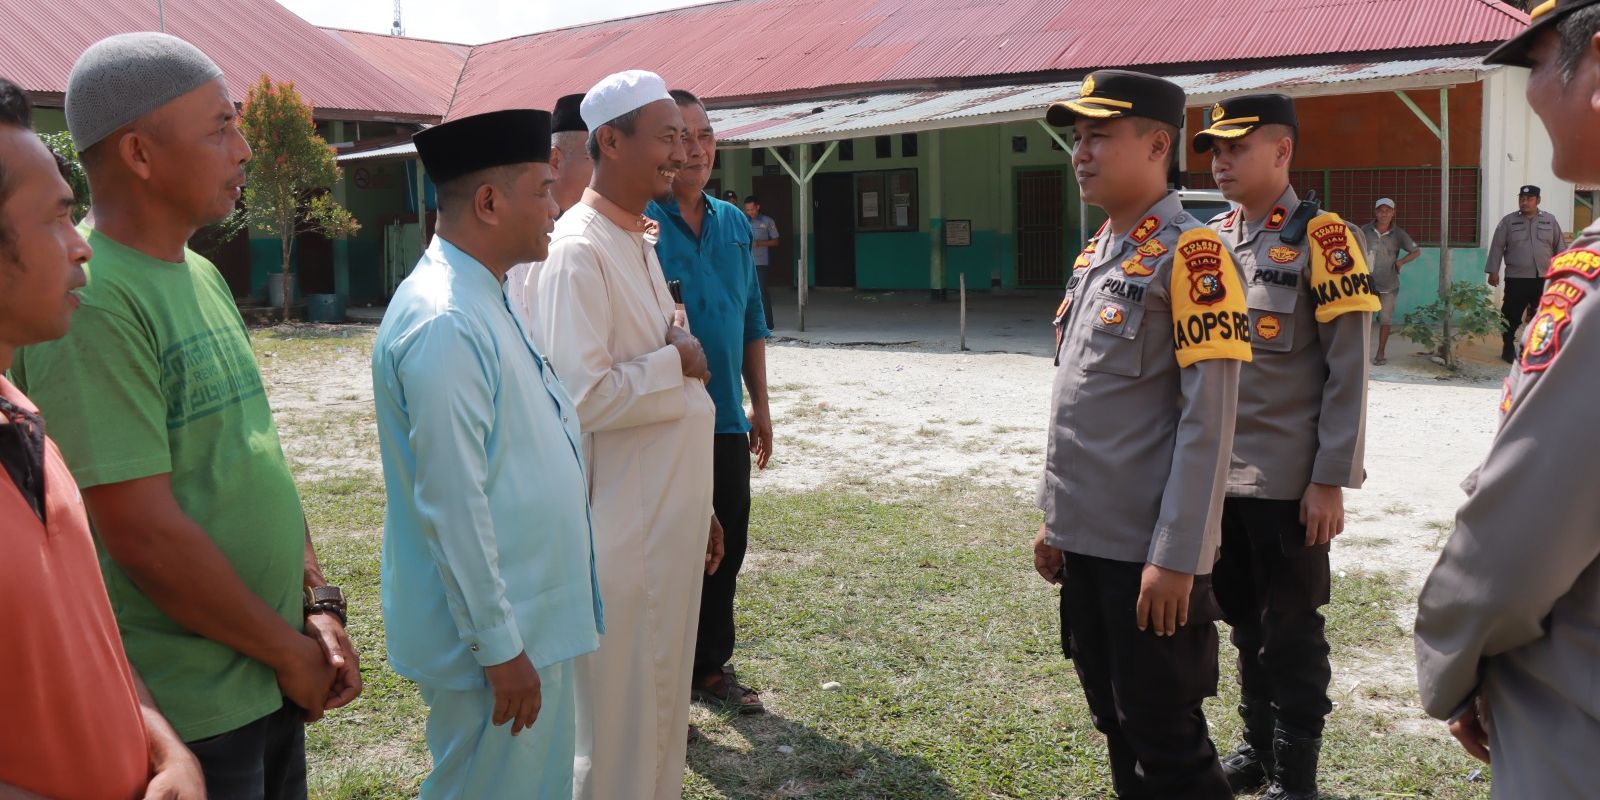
1521;185;1542;197
413;109;552;185
1192;93;1297;153
1486;0;1600;67
1046;70;1187;129
551;93;586;134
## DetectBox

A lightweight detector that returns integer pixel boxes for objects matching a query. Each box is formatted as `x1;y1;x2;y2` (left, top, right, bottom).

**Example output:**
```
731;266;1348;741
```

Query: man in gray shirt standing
1360;198;1420;365
745;196;779;329
1486;185;1564;362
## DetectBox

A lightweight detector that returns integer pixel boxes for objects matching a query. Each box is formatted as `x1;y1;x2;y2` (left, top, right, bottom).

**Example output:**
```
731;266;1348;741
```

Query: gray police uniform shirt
1415;221;1600;797
1486;209;1563;279
1037;191;1251;576
1212;187;1378;501
1358;222;1418;295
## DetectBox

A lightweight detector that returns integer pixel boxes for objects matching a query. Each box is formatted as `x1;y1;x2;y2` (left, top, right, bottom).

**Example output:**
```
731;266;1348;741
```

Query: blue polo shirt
647;193;770;435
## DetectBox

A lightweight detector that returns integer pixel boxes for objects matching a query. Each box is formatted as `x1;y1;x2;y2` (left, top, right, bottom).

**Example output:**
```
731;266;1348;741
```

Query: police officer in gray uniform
1486;185;1565;361
1417;2;1600;796
1194;94;1379;800
1033;70;1250;799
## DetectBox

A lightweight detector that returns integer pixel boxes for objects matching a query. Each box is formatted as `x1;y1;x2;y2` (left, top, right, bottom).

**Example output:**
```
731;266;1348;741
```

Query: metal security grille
1017;169;1066;287
1186;167;1482;246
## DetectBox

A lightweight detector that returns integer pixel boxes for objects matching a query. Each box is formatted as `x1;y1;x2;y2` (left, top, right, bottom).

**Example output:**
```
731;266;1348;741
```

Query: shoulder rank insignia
1130;216;1161;244
1546;248;1600;281
1265;206;1288;230
1523;279;1587;373
1267;246;1300;264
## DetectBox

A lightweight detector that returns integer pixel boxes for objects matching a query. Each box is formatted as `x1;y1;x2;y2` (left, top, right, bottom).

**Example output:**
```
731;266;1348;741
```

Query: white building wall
1480;67;1574;241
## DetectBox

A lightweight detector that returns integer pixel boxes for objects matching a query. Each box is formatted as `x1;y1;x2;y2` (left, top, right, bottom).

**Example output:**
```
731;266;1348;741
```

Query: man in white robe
515;70;721;800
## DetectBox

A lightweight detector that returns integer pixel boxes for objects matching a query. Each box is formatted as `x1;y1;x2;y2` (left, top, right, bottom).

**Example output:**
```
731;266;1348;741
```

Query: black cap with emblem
413;109;552;185
1521;184;1543;198
551;93;586;134
1046;70;1187;129
1191;93;1297;153
1486;0;1600;67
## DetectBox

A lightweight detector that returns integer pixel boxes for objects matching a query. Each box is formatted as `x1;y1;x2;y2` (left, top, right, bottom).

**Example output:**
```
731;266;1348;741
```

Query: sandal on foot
691;670;765;714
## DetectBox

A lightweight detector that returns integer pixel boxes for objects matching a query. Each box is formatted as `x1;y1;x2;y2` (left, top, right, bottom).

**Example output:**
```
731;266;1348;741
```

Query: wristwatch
304;584;348;626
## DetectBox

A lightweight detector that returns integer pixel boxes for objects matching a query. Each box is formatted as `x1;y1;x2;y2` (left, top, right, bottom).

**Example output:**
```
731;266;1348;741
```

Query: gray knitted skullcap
65;32;224;151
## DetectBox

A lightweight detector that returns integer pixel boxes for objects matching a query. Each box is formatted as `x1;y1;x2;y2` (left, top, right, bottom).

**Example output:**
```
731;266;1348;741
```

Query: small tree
38;131;89;221
238;75;358;321
1399;281;1504;371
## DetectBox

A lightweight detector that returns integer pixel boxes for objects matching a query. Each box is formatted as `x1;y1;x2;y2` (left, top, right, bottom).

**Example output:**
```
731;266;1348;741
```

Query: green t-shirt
11;227;305;741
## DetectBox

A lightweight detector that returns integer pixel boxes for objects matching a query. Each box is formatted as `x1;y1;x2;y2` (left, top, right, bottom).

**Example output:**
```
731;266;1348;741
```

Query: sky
274;0;714;44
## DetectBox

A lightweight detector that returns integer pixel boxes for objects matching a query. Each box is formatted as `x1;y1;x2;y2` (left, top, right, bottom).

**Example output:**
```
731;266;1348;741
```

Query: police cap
1192;93;1297;153
1046;70;1186;129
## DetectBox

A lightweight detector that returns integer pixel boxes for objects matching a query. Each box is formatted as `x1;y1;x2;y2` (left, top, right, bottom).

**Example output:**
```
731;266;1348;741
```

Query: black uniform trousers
1502;276;1545;351
694;434;753;681
1060;552;1232;799
1212;498;1333;737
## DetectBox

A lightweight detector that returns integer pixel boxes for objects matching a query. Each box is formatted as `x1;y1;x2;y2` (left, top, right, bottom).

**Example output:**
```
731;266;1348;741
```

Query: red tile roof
321;28;470;117
0;0;441;121
446;0;1528;119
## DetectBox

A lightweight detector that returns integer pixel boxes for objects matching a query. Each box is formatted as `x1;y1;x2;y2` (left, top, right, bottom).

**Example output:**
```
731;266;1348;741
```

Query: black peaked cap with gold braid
1046;70;1186;129
1486;0;1600;67
1192;93;1297;153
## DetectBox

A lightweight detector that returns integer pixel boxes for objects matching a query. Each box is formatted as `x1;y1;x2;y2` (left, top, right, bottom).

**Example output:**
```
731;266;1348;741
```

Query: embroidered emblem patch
1268;246;1300;264
1265;206;1288;230
1255;314;1282;341
1137;240;1169;258
1099;306;1125;326
1130;216;1161;244
1546;248;1600;281
1522;279;1587;373
1179;238;1226;306
1122;258;1154;277
1311;222;1355;275
1211;103;1225;122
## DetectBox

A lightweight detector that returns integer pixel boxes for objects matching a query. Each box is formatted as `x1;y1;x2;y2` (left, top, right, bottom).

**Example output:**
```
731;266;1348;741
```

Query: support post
959;272;968;351
1439;87;1454;368
331;121;350;309
1036;120;1087;247
767;142;837;332
797;144;811;332
1396;88;1455;367
929;131;945;300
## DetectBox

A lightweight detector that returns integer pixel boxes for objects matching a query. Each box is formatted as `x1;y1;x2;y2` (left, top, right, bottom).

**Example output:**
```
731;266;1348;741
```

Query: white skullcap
580;70;672;132
1374;197;1396;208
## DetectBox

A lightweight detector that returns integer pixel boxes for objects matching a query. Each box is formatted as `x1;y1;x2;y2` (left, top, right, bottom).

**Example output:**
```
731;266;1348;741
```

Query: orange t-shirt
0;377;148;799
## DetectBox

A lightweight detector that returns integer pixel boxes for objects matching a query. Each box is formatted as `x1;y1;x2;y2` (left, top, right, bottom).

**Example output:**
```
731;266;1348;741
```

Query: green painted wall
33;108;67;134
718;122;1085;292
340;160;414;305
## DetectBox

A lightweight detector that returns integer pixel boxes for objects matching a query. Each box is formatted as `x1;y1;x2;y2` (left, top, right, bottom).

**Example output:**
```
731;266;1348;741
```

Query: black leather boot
1263;727;1322;800
1220;700;1276;794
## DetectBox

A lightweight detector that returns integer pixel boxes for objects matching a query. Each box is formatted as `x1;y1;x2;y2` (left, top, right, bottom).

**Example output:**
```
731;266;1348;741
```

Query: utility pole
157;0;165;32
391;0;404;36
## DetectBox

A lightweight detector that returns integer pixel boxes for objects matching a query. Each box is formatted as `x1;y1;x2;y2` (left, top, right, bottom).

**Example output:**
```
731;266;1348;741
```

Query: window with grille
1185;167;1481;247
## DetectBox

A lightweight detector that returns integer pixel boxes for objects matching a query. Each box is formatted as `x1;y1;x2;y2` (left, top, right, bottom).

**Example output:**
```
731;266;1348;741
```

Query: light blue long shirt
373;237;603;691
